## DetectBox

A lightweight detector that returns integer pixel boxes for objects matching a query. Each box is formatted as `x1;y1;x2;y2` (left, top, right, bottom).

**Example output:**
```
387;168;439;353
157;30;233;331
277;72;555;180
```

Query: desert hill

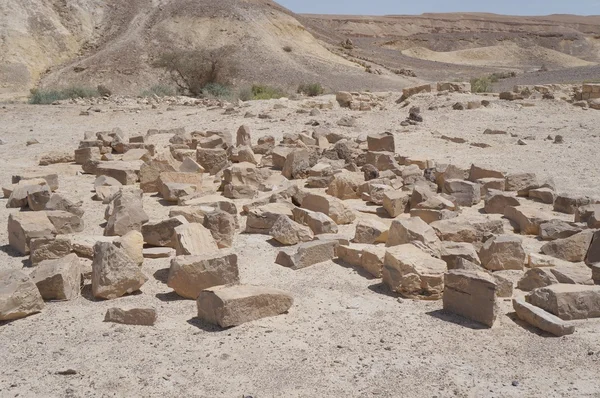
1;2;599;98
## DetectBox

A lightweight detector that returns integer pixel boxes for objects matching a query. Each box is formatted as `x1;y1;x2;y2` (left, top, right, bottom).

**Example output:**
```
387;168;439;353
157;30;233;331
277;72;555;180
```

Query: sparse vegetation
141;84;176;97
297;83;324;97
251;84;287;100
283;46;293;53
153;47;236;97
29;86;100;104
202;83;232;99
470;76;493;93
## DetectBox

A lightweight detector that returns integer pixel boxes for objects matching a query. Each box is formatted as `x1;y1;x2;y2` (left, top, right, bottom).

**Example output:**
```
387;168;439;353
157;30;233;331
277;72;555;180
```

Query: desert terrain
1;1;600;398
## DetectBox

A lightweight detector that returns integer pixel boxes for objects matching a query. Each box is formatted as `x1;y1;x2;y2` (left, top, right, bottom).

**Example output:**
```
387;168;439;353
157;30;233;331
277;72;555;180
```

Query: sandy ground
1;92;600;398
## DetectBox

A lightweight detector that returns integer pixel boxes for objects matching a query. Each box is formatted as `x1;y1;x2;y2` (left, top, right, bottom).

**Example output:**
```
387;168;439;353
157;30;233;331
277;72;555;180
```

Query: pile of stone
335;91;382;111
3;120;600;337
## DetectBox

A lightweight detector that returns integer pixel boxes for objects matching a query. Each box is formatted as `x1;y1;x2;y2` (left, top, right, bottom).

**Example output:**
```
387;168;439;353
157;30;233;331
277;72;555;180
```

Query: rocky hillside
0;0;419;98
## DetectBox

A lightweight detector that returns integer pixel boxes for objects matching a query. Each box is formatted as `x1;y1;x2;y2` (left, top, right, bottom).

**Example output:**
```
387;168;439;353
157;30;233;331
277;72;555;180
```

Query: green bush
251;84;286;100
142;84;176;97
470;76;493;93
297;83;324;97
238;87;253;102
29;86;100;104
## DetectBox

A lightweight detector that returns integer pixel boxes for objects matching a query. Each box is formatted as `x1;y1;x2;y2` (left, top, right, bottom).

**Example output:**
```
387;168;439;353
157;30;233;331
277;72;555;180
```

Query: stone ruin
2;103;600;335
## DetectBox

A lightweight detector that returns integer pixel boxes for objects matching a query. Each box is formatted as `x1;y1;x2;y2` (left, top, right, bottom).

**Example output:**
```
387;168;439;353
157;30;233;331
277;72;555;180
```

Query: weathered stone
173;223;219;256
105;190;149;236
74;147;100;165
353;219;388;244
104;308;157;326
275;240;338;270
443;269;498;327
70;235;116;259
142;217;188;248
383;244;447;300
270;215;314;245
30;237;71;265
518;268;559;291
7;183;49;208
302;193;356;225
0;270;44;321
115;231;144;266
143;247;176;259
179;157;205;173
167;253;239;299
386;217;442;256
337;244;365;267
326;172;363;200
246;203;294;234
282;149;310;180
8;212;56;255
513;298;575;336
504;205;552;235
575;204;600;226
292;207;338;235
197;285;293;328
12;172;59;191
382;190;410;218
196;148;229;175
443;179;480;206
554;194;594;215
203;210;236;248
477;178;506;195
139;154;179;193
529;188;556;204
541;230;594;262
539;220;582;241
91;242;147;300
30;254;81;301
468;164;505;182
431;220;479;243
505;173;540;196
122;148;151;162
484;191;520;214
479;235;526;271
25;185;52;211
367;133;395;152
45;193;85;217
526;284;600;320
441;242;480;269
46;210;84;234
410;208;458;224
222;162;271;199
360;246;386;278
95;161;142;185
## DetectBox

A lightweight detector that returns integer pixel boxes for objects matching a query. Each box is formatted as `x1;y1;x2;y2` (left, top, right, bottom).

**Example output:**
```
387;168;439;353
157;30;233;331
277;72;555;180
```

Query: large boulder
443;269;498;327
246;203;295;234
91;242;148;299
353;219;388;244
302;193;356;225
512;298;575;337
95;161;143;185
173;223;219;256
526;284;600;320
443;179;481;207
270;216;314;245
382;190;410;218
167;253;239;299
478;235;526;271
46;210;84;234
115;231;144;266
142;216;188;248
30;254;81;301
276;240;338;270
29;237;72;265
541;230;594;262
0;270;44;321
8;212;56;255
104;190;149;236
203;210;237;248
383;244;447;300
197;285;293;328
367;133;395;152
504;206;552;235
484;191;520;214
292;207;338;235
386;217;442;257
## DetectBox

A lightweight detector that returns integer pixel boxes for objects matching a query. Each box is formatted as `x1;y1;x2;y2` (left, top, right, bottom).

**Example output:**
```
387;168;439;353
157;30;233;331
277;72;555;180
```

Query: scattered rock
167;253;239;299
104;308;157;326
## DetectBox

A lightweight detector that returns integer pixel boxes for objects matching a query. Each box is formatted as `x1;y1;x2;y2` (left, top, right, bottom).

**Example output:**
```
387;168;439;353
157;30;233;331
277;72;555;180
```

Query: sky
276;0;600;16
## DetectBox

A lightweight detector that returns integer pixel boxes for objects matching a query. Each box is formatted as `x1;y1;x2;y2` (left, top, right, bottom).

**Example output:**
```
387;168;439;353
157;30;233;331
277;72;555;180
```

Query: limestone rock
302;193;356;225
541;230;594;262
270;215;314;245
282;149;310;180
513;298;575;336
478;235;526;271
291;209;335;237
505;173;540;196
196;148;229;175
246;202;295;234
529;188;556;204
361;246;386;278
8;212;56;255
326;172;363;200
142;217;188;248
105;190;149;236
353;219;388;244
115;231;144;266
441;242;480;269
443;269;498;327
91;242;148;300
526;284;600;320
431;220;478;243
95;161;142;185
337;244;365;267
104;307;157;326
173;223;219;256
504;205;552;235
539;220;582;241
45;193;85;217
167;253;239;299
383;244;447;300
443;179;480;207
30;237;71;265
197;285;293;328
468;164;505;182
367;133;395;152
46;210;84;234
275;240;338;270
484;191;520;214
0;270;44;321
554;194;594;215
203;210;237;248
30;254;81;300
386;217;442;257
382;190;410;218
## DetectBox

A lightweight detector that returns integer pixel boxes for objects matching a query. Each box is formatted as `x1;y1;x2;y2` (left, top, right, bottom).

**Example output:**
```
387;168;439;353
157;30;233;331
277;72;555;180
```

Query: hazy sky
277;0;600;16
